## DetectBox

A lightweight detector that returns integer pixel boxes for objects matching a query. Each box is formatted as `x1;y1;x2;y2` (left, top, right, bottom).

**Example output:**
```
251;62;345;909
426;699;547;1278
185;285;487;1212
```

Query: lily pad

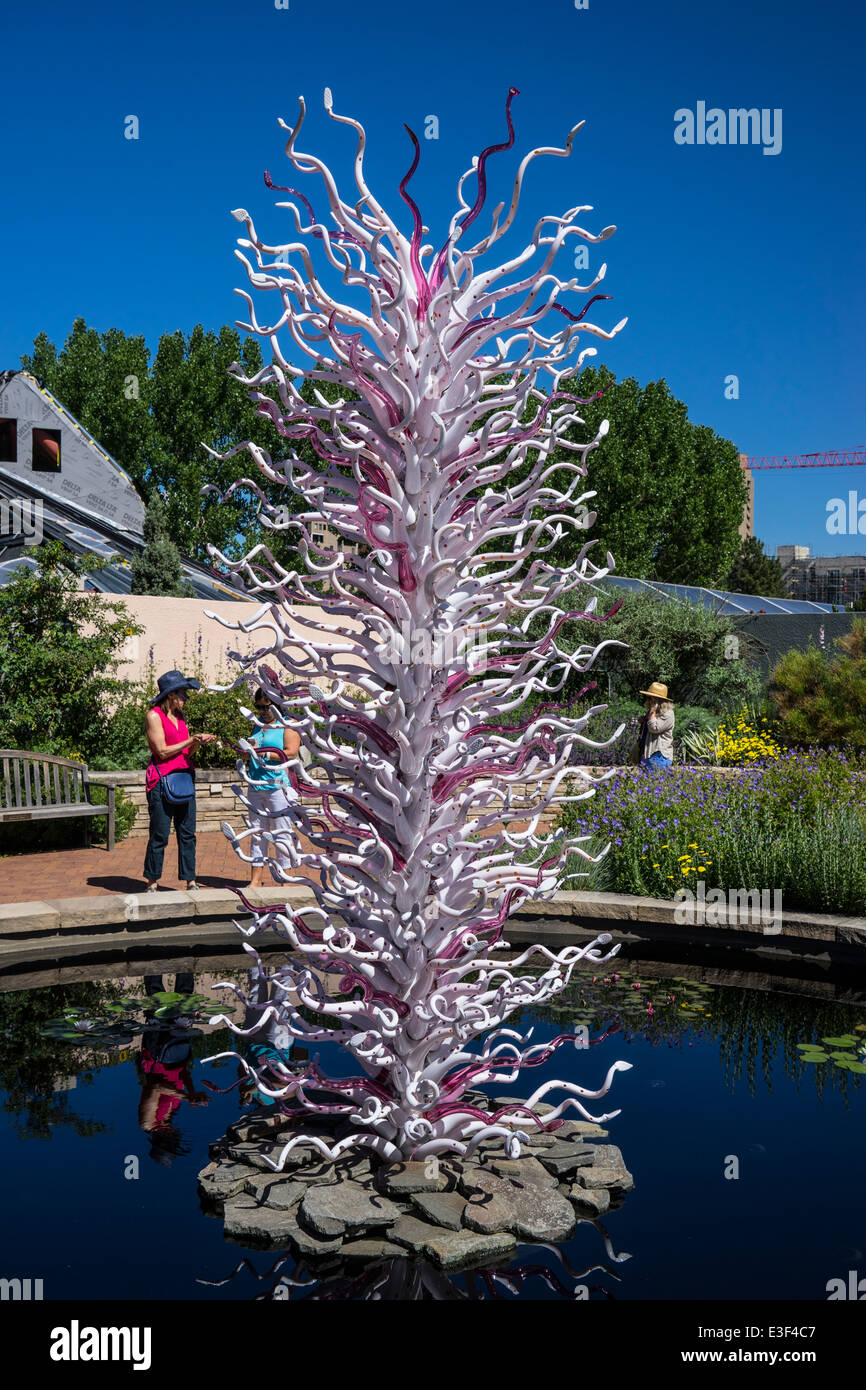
821;1035;859;1048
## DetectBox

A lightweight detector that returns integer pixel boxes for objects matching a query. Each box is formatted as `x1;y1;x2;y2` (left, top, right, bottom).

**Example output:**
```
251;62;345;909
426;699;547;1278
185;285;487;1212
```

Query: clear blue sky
1;0;863;560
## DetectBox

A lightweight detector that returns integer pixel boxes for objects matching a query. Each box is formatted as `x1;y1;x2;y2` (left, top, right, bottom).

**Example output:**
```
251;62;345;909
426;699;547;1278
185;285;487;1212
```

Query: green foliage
0;541;142;760
543;367;747;586
183;678;257;768
98;686;153;770
769;620;866;747
130;493;192;596
726;536;787;598
89;783;137;843
557;749;866;914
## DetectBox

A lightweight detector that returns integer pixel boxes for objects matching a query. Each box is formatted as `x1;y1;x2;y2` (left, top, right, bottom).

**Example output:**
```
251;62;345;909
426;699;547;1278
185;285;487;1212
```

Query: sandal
145;882;159;893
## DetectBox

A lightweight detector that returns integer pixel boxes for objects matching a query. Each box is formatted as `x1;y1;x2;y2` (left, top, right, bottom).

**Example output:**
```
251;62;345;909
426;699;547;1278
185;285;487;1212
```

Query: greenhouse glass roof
591;575;834;615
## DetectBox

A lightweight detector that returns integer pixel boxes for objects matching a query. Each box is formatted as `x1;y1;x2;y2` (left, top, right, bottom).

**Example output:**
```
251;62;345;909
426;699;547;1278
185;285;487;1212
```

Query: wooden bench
0;750;116;851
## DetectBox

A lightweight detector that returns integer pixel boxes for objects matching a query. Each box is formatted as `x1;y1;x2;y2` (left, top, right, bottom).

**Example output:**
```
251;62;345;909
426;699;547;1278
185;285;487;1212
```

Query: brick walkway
0;816;546;907
0;831;321;905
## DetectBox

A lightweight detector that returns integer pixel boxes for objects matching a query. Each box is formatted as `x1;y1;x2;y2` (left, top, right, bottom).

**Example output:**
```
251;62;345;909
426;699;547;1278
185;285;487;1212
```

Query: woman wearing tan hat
637;681;675;771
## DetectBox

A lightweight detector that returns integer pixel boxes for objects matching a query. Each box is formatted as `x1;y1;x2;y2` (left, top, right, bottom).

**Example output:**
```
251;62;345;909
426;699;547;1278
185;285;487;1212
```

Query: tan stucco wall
93;594;367;688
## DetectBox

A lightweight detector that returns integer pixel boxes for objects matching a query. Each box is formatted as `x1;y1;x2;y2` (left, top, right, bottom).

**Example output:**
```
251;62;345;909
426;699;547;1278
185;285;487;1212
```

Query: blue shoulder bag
155;763;196;806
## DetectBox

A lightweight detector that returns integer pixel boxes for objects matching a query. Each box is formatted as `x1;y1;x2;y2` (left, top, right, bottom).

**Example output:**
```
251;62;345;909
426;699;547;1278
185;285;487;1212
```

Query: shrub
0;541;142;761
769;620;866;748
100;686;153;770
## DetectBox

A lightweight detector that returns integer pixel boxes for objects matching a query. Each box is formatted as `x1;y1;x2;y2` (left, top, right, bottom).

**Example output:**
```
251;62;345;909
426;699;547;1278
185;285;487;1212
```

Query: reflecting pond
1;948;864;1300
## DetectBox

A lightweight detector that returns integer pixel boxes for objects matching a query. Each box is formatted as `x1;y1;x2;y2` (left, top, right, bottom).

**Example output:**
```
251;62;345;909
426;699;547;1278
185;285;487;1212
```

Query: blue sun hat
150;670;202;707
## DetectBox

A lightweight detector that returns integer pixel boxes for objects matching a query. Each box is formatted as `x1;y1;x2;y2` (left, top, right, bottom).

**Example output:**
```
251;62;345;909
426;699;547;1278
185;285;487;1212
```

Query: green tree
130;493;193;596
0;541;141;759
726;536;786;598
545;367;748;586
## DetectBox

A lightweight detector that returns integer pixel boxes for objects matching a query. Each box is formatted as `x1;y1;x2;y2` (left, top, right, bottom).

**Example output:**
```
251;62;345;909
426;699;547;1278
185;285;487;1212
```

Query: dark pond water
1;948;864;1301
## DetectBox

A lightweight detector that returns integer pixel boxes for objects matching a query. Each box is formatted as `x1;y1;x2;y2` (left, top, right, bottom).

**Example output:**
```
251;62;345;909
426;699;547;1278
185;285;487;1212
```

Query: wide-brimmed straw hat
638;681;673;703
149;669;202;707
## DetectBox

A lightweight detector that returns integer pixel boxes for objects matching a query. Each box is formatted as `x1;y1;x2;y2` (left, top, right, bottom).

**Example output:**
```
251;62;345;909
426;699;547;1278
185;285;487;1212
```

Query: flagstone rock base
199;1105;632;1272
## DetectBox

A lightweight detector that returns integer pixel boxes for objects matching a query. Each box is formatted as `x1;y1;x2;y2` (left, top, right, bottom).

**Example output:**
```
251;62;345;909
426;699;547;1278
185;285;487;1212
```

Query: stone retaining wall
88;767;577;839
89;763;744;840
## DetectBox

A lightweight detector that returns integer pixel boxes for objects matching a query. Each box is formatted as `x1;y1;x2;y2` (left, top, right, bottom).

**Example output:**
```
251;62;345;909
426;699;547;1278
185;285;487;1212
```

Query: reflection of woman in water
136;974;209;1165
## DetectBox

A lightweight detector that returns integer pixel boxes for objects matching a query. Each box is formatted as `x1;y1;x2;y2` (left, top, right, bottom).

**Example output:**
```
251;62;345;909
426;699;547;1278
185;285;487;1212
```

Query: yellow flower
697;866;707;871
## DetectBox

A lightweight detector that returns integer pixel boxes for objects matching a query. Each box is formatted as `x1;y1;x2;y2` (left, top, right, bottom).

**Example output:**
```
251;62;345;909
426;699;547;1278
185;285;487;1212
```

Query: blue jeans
641;752;672;772
143;785;197;882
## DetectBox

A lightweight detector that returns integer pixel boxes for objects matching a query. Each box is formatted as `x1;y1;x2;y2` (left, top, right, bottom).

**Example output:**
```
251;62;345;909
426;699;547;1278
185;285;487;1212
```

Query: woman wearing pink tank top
143;670;217;892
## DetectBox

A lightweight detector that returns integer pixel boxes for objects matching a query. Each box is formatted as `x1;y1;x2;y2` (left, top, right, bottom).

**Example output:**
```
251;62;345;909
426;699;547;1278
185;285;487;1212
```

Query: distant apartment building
777;544;866;606
737;453;754;540
309;519;356;554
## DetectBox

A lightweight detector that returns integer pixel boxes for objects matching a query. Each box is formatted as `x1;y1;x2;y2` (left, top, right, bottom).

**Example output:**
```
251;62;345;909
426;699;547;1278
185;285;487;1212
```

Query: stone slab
410;1191;467;1231
340;1238;410;1261
535;1145;597;1178
223;1193;337;1250
298;1181;403;1237
0;901;61;936
123;893;197;925
376;1161;448;1196
486;1156;559;1189
196;1160;251;1207
576;1164;634;1192
42;896;147;931
459;1169;576;1242
243;1174;307;1210
423;1228;517;1270
388;1215;443;1254
569;1184;611;1216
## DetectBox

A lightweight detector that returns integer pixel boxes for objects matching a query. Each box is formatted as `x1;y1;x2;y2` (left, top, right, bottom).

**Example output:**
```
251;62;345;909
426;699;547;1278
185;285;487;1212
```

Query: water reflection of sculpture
199;1223;632;1301
206;88;631;1163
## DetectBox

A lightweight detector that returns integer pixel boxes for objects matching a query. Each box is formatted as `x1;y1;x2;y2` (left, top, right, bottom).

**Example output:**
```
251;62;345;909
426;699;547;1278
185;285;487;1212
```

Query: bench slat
1;758;9;810
52;761;61;805
0;804;104;823
31;758;43;808
12;759;22;807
